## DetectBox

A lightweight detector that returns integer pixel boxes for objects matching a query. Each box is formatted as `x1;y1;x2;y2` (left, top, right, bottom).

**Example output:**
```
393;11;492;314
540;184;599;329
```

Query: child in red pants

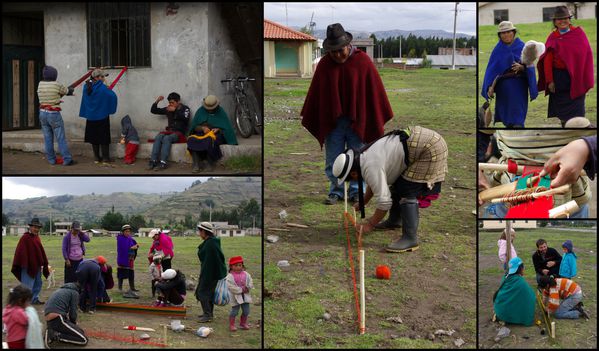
120;115;139;164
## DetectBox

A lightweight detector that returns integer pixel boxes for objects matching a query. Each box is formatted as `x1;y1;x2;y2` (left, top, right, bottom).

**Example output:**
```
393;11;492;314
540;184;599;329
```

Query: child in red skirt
120;115;139;164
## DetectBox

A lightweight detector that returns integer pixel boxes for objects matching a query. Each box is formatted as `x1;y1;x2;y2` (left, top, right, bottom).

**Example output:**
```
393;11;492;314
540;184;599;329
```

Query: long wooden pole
359;249;365;335
505;221;512;271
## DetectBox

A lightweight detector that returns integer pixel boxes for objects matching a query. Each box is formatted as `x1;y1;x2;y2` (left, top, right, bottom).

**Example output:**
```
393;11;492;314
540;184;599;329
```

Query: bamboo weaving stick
490;185;570;204
359;249;365;335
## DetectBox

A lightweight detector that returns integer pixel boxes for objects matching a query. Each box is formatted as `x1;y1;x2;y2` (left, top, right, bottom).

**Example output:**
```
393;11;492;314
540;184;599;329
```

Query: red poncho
11;232;49;280
301;49;394;147
537;26;595;99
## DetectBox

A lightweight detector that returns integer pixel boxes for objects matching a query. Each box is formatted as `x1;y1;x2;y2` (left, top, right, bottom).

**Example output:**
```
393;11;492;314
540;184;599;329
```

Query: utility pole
399;36;402;60
451;2;459;70
209;204;212;223
285;3;288;26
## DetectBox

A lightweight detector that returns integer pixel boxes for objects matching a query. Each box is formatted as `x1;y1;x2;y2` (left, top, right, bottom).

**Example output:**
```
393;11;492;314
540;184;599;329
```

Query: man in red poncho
301;23;394;205
11;218;50;305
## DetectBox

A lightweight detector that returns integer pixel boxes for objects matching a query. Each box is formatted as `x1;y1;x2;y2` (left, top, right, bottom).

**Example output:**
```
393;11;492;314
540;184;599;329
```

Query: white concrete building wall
5;3;246;140
479;2;597;26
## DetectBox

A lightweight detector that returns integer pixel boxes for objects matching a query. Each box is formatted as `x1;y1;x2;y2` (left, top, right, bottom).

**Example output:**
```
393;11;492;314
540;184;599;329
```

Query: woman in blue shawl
482;21;538;128
493;257;536;326
79;69;118;163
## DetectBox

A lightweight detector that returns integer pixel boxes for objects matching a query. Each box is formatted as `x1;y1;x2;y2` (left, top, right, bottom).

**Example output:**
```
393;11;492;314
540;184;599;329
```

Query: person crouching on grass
154;269;186;307
333;126;448;253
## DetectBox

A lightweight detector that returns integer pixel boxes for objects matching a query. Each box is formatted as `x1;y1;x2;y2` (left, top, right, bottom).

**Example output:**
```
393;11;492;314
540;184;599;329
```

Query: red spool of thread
375;265;391;279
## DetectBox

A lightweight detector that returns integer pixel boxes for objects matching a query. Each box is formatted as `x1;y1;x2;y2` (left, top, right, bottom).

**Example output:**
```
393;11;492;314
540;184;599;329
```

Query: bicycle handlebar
220;77;256;83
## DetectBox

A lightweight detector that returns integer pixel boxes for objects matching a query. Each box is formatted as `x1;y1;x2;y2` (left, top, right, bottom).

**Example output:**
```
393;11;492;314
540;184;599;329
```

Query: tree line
369;34;477;59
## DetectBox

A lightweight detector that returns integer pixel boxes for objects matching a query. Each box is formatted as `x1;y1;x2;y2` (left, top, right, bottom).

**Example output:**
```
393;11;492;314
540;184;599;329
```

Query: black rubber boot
386;198;419;253
129;271;139;292
198;297;214;322
92;144;101;163
192;152;201;173
374;199;401;230
101;144;111;162
118;278;123;291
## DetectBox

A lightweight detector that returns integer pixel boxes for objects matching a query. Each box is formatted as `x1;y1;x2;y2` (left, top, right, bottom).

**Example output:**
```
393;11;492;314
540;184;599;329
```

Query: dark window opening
493;9;509;25
542;7;554;22
87;3;150;68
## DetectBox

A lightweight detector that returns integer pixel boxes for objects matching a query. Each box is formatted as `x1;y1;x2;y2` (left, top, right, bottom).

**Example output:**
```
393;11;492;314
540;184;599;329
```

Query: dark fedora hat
552;5;573;19
29;218;43;227
323;23;353;52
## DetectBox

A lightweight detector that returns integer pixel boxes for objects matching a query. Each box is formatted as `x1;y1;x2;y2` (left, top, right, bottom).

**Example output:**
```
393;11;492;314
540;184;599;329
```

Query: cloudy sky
2;177;210;200
264;2;477;35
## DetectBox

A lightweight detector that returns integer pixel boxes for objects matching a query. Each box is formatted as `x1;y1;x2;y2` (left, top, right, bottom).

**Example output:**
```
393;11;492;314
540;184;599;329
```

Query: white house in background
426;55;476;69
478;2;597;25
137;228;155;237
482;220;537;230
54;221;84;236
2;226;6;236
245;227;262;236
212;222;245;237
85;229;102;237
6;225;29;236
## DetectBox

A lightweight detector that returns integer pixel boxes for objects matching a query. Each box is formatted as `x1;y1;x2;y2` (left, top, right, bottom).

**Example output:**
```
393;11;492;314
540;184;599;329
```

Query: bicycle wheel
245;93;262;135
235;101;255;138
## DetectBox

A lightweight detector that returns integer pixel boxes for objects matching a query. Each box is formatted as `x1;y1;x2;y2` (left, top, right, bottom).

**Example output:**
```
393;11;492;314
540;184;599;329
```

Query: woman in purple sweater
62;221;90;283
116;224;139;298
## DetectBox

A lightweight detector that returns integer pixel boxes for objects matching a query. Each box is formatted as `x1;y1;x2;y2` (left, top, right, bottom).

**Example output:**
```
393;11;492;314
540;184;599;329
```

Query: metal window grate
87;2;151;68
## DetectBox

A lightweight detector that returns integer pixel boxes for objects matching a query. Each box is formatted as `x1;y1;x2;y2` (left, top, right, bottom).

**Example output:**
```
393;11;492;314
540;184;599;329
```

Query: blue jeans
554;291;582;319
20;268;43;302
483;203;589;219
230;302;250;317
324;117;364;198
151;133;179;162
39;110;72;165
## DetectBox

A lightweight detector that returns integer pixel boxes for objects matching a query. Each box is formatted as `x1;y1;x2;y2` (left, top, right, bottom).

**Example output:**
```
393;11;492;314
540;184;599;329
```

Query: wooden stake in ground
344;182;348;214
359;249;365;335
505;221;512;274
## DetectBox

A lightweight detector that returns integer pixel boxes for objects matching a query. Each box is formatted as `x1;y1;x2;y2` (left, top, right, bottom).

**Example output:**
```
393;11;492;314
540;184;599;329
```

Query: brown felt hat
552;5;573;19
29;218;43;227
323;23;353;52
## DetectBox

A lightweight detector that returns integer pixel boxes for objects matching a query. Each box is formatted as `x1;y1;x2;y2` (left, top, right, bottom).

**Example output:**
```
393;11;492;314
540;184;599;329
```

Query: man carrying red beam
36;66;77;166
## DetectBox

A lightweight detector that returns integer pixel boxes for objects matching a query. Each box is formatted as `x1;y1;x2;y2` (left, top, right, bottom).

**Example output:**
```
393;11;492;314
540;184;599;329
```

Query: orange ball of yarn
375;265;391;279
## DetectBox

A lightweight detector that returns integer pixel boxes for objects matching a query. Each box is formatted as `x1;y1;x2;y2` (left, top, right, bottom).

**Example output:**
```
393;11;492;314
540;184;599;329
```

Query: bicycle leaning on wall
220;77;262;138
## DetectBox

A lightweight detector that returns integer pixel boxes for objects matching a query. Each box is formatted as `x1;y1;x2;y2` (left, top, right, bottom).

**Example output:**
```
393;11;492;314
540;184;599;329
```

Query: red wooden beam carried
68;69;94;89
109;66;128;90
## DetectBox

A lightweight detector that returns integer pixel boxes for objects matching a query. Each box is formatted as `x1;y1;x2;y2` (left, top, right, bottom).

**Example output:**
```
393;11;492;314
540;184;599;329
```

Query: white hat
197;221;214;234
149;229;161;237
564;117;591;128
161;269;176;280
497;21;517;33
332;149;355;186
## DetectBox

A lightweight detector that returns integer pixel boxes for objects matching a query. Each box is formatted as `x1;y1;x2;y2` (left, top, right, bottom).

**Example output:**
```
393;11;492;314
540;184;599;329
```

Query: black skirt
84;117;111;144
187;132;224;162
391;177;442;199
548;68;585;122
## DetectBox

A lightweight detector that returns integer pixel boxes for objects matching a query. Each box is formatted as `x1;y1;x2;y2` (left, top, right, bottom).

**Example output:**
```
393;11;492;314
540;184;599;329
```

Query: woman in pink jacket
148;229;174;270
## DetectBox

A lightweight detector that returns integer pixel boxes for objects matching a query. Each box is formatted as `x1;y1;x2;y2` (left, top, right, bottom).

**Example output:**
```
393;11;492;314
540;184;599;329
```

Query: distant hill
141;177;261;223
2;177;262;225
308;28;474;40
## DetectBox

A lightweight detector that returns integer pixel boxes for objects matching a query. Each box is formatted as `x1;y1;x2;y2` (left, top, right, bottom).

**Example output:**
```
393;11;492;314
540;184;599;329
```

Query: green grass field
2;235;262;349
264;67;476;348
479;19;597;127
478;226;597;348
